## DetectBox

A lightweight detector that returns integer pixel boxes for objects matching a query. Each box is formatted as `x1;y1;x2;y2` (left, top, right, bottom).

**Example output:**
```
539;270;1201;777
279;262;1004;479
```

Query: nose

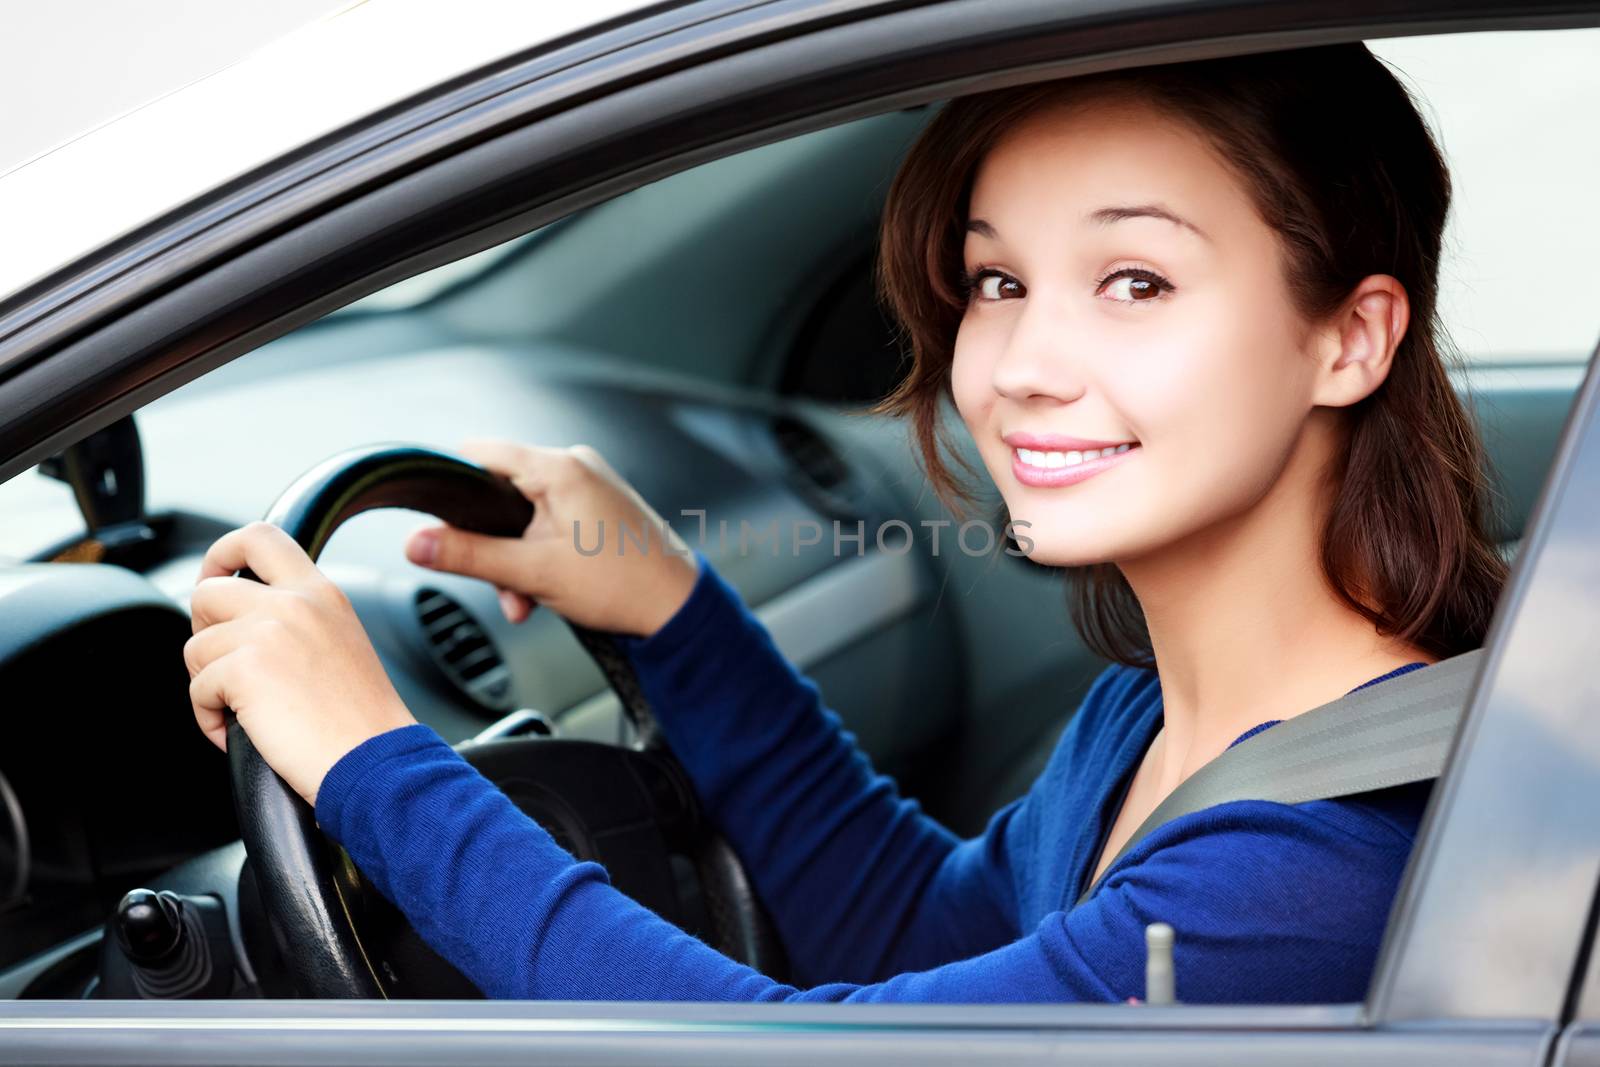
989;298;1088;405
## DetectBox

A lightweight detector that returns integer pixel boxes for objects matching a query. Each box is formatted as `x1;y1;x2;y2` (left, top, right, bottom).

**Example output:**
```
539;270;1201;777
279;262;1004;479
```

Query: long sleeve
606;549;1017;984
314;722;1421;1003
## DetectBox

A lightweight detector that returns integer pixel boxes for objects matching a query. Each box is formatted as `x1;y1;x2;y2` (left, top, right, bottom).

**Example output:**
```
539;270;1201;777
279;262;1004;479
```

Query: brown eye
968;269;1023;302
1097;268;1173;304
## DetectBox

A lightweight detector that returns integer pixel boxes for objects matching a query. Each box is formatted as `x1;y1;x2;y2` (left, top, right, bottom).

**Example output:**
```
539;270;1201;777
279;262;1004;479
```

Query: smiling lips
1002;432;1140;488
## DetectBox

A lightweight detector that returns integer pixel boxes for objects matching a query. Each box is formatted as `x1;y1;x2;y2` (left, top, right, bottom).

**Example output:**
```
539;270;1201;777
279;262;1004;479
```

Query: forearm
315;724;1059;1002
317;720;1408;1006
613;551;1013;981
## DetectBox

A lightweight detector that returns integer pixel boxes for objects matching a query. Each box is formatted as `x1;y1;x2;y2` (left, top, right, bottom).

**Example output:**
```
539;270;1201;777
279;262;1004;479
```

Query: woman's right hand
403;440;701;638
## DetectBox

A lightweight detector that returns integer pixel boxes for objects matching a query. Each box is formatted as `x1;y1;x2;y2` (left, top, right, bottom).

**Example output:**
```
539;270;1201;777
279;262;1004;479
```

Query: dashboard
0;566;233;982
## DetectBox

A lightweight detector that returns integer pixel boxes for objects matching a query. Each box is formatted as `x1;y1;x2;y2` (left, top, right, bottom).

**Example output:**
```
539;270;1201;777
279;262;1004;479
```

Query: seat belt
1075;647;1484;908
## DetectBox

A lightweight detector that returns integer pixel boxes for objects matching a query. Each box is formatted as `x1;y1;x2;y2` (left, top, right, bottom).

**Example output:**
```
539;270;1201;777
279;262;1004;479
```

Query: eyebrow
1089;203;1212;242
966;204;1212;243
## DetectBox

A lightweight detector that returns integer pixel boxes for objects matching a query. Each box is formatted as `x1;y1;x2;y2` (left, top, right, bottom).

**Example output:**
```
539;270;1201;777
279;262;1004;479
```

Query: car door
1;1;1599;1063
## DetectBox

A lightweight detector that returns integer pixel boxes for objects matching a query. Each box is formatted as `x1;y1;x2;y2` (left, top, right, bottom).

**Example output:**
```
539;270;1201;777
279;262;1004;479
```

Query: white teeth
1015;445;1134;470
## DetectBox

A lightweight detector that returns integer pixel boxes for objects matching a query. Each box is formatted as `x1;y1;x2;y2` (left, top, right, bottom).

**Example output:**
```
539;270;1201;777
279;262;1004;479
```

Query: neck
1117;414;1433;791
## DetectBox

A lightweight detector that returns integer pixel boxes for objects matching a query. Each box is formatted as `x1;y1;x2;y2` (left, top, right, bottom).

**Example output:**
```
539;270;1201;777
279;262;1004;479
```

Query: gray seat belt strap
1075;648;1483;907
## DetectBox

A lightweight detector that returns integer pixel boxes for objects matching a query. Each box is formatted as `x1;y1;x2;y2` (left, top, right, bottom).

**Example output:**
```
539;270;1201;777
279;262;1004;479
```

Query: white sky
1368;28;1600;361
0;0;353;177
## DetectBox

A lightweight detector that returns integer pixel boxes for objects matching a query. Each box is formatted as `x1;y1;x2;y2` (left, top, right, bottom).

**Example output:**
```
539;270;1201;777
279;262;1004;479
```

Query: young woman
184;41;1507;1003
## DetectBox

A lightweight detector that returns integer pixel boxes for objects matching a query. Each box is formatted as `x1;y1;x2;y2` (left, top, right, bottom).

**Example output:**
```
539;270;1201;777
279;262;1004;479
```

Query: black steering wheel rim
227;443;784;998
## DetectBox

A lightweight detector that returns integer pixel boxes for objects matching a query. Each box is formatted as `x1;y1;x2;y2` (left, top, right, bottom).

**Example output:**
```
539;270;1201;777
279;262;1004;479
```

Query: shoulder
1296;778;1435;847
1059;783;1432;1002
1104;780;1432;891
1086;783;1432;961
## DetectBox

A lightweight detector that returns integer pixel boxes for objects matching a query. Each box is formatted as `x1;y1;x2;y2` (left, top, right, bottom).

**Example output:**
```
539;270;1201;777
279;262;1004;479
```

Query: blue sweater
315;549;1432;1003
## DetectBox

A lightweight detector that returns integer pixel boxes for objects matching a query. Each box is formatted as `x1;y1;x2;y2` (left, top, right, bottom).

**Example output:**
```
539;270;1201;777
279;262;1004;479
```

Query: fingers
198;522;319;586
498;588;535;624
456;440;545;485
566;442;616;477
190;575;273;633
184;618;249;678
405;523;548;591
189;653;242;753
185;620;255;750
457;439;600;500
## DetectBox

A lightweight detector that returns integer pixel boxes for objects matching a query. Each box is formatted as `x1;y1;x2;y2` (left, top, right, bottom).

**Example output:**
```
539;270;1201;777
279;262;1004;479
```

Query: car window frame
1368;330;1600;1023
0;0;1598;1060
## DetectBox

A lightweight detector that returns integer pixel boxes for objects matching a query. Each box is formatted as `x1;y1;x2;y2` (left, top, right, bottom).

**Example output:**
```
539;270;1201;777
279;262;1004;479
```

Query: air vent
414;589;513;712
772;415;849;492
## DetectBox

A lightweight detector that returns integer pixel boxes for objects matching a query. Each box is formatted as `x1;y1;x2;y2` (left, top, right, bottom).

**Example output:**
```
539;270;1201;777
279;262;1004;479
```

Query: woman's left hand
185;521;418;808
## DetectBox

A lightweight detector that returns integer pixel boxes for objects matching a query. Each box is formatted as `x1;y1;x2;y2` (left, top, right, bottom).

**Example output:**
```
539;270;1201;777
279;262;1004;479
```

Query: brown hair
868;43;1507;667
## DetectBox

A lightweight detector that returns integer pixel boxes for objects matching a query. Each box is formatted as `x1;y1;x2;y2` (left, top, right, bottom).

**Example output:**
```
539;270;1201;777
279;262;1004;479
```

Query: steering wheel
227;444;786;998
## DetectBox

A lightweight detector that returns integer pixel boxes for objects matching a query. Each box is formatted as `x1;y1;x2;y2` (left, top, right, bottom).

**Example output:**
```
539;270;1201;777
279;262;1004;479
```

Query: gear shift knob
113;889;184;965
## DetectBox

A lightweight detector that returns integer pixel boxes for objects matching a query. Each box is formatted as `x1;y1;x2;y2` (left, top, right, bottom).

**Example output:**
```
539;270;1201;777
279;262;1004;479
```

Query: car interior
0;25;1595;1001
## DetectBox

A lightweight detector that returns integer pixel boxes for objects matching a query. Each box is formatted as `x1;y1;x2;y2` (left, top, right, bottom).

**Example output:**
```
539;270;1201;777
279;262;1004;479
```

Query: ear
1309;274;1410;409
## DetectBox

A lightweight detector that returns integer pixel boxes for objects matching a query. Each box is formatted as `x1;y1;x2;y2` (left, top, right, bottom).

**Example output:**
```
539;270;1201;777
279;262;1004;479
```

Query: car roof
0;0;654;304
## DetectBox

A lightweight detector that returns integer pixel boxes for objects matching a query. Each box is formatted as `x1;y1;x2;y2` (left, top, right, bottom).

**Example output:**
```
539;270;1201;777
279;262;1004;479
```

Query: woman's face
951;94;1326;568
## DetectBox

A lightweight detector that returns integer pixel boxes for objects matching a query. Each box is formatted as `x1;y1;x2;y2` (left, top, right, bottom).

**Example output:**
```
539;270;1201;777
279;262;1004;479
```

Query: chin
1027;546;1112;569
1004;523;1121;569
1002;489;1180;569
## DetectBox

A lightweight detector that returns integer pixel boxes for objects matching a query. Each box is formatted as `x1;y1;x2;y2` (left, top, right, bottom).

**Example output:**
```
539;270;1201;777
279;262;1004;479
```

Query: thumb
498;587;535;624
405;525;537;592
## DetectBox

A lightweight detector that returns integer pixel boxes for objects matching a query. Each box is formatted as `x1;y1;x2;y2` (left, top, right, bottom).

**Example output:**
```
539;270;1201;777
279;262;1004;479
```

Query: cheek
1072;301;1314;564
949;320;993;427
1117;300;1309;457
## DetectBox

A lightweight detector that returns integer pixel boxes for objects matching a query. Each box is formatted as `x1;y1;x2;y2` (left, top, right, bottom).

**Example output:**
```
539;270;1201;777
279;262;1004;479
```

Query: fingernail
408;529;439;566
